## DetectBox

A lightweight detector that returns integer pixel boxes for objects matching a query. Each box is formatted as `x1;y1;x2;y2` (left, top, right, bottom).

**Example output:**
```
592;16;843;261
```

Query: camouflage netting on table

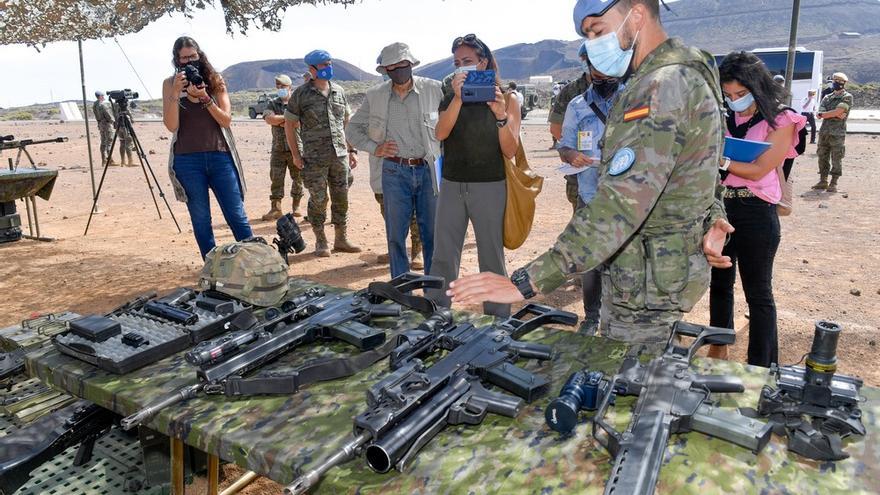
25;279;880;494
0;0;359;46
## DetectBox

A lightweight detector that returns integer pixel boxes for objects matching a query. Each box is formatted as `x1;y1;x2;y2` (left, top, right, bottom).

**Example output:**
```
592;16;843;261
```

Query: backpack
198;238;289;307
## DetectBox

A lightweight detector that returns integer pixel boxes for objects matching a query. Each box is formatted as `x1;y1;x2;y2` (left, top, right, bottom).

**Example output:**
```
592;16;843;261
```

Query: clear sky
0;0;586;108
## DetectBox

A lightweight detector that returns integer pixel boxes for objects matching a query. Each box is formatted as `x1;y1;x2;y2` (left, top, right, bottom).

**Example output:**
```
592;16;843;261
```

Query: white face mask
455;65;478;74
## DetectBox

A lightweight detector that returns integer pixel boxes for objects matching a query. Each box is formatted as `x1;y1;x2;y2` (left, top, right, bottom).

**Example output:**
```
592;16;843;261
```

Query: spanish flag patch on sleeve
623;106;650;122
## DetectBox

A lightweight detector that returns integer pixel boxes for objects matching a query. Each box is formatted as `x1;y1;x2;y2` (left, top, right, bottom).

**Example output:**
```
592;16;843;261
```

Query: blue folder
723;137;772;163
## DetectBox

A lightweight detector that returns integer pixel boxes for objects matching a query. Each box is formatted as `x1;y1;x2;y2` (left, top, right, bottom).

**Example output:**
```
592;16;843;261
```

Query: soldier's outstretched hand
448;272;525;306
703;218;735;268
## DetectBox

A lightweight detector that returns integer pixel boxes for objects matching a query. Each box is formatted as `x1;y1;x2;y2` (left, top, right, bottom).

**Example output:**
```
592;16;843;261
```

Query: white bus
714;47;824;110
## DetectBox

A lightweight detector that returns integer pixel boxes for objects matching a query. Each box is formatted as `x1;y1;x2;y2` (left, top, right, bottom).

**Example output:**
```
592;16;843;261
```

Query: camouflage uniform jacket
525;38;726;315
818;91;854;137
92;100;114;126
548;73;591;125
284;80;351;160
265;97;291;153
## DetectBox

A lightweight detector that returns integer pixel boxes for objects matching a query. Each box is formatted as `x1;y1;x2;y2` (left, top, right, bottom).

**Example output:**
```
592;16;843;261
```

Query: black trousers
709;195;781;367
802;112;817;143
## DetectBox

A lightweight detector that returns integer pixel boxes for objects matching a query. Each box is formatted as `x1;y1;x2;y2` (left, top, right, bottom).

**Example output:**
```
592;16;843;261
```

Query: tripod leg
84;124;122;236
127;118;182;233
126;118;162;219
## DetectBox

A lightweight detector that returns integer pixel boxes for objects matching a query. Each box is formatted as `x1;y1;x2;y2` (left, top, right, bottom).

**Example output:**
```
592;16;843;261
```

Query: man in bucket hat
346;42;443;277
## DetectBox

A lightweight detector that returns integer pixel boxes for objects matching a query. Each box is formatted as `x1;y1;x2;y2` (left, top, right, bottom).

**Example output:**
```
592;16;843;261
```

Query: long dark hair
451;34;502;85
172;36;224;96
718;51;787;128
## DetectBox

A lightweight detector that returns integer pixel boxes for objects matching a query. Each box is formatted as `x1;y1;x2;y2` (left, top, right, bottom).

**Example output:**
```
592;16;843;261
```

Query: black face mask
592;78;620;99
387;65;413;85
832;81;844;91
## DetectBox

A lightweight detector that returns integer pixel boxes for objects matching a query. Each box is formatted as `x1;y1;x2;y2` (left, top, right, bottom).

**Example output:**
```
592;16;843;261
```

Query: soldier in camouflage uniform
92;91;116;166
549;43;592;213
112;101;136;167
284;50;361;257
812;72;853;193
262;74;304;221
449;0;732;351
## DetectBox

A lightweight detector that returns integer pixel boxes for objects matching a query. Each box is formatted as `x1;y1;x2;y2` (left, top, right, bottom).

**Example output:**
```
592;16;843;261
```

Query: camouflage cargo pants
565;174;579;214
98;123;113;154
817;133;846;177
269;151;304;202
302;155;352;227
374;193;422;255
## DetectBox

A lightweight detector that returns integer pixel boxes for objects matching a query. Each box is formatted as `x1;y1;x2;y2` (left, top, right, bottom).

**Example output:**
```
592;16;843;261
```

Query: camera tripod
84;103;181;235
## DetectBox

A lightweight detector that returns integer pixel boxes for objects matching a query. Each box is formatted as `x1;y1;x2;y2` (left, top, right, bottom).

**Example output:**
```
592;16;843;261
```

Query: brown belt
385;156;426;166
723;187;757;199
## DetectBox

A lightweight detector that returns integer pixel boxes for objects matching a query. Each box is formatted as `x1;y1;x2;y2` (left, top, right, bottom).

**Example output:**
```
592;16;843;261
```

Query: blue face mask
585;9;639;78
725;92;755;113
277;88;289;98
313;65;334;80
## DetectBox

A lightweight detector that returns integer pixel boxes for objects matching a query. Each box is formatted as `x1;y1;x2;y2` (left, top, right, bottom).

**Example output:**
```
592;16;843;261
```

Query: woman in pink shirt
708;51;806;367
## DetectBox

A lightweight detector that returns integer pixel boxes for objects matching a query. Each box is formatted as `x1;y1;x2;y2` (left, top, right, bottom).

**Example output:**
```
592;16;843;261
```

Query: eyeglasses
178;53;199;63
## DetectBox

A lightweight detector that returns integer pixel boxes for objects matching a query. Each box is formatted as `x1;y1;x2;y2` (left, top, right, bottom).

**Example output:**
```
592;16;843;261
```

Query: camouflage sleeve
818;95;831;113
707;181;727;228
838;94;853;112
524;67;700;293
284;89;301;122
548;85;574;125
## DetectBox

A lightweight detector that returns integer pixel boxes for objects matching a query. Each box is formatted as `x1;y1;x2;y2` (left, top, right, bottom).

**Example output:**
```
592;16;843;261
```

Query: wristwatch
510;268;536;300
496;116;509;128
720;157;731;171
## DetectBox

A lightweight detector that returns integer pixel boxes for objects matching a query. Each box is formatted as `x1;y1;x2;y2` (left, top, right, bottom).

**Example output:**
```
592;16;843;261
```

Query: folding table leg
171;436;185;495
208;453;220;495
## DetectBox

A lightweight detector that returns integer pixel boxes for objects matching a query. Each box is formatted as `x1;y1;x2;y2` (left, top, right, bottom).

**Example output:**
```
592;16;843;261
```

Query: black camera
545;370;611;434
107;89;139;101
182;64;204;86
273;213;306;263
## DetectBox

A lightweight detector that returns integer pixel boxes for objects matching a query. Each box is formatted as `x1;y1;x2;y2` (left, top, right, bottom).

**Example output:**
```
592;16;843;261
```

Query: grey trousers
428;178;510;317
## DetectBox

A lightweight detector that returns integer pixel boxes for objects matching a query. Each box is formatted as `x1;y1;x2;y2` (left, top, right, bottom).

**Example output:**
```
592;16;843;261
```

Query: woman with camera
708;51;806;367
162;36;253;259
427;34;521;318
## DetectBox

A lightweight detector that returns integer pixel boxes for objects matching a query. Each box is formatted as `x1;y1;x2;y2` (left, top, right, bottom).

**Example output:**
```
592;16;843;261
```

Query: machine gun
120;273;442;430
755;321;865;461
546;321;772;495
0;400;116;495
0;136;68;169
286;303;577;494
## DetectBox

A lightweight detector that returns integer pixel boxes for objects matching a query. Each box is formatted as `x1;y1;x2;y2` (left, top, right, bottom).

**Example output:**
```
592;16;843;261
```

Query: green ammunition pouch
609;218;709;313
199;239;289;307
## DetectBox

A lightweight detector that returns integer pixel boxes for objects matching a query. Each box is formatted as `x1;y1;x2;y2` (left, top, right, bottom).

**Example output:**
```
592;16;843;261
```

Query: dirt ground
1;119;878;493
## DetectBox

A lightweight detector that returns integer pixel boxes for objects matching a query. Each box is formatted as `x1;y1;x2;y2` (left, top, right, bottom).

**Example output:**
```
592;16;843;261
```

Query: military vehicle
519;84;539;119
248;93;271;119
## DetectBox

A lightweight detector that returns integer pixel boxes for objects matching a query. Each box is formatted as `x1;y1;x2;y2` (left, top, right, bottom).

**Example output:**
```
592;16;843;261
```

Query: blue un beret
304;49;332;66
573;0;621;36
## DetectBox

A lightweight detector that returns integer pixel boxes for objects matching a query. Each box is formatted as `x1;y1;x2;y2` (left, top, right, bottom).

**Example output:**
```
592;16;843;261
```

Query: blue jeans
381;160;436;277
173;151;253;258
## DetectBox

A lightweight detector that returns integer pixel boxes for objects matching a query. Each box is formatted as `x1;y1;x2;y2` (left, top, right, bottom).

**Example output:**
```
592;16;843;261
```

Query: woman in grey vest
162;36;252;259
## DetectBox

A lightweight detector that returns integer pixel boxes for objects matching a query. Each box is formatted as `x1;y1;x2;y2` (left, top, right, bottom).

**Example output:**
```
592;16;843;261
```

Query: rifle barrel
284;432;371;495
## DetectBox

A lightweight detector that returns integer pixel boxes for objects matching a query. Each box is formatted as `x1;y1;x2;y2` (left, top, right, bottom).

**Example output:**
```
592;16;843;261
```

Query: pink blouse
723;110;807;204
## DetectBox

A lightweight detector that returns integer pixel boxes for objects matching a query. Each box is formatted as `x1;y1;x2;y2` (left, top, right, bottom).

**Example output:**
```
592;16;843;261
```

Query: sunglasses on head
452;34;484;54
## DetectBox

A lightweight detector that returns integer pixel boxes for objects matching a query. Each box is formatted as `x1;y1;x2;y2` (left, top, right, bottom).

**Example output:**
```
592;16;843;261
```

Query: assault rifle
286;303;577;494
0;401;116;495
755;321;865;461
546;321;773;495
120;273;442;430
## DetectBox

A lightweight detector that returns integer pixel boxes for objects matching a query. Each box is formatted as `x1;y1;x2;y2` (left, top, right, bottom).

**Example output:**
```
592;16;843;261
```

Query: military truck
247;93;271;119
519;84;539;119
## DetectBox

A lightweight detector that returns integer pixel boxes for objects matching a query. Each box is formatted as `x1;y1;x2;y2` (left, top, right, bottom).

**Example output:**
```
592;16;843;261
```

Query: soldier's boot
826;176;839;193
100;151;107;167
811;175;828;190
313;226;331;258
410;244;424;270
332;225;362;253
377;253;390;264
125;150;136;167
291;198;303;217
261;199;283;221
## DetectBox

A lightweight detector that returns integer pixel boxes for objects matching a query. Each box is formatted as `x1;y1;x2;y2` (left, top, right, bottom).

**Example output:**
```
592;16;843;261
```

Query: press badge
577;131;593;152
